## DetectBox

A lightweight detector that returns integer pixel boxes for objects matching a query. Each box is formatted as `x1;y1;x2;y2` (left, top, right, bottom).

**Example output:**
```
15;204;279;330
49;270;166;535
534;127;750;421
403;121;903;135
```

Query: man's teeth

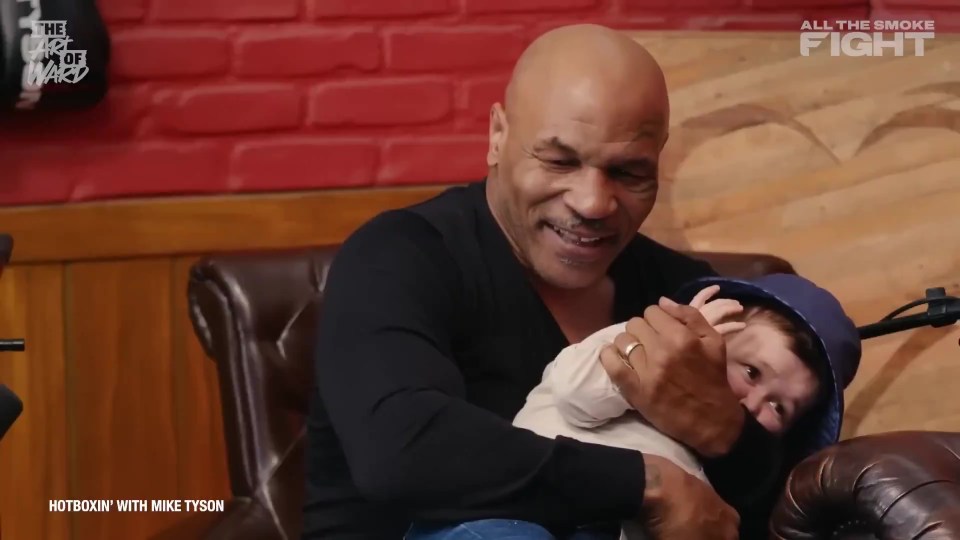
550;225;604;245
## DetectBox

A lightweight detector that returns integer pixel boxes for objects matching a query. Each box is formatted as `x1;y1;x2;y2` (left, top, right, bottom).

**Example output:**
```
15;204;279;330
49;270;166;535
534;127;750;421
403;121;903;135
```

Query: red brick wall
1;0;955;206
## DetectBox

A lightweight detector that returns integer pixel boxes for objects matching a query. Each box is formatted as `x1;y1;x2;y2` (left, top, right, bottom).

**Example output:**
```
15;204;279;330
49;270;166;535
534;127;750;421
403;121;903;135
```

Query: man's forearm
351;397;648;528
320;336;647;528
533;437;647;524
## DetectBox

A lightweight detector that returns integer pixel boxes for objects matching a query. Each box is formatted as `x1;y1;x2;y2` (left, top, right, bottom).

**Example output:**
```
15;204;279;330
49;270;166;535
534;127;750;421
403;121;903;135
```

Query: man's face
486;86;666;290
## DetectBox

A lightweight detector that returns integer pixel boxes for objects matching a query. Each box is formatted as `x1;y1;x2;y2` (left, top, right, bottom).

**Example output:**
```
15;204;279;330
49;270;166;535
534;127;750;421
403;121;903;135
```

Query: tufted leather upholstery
772;430;960;540
175;248;336;540
158;246;814;539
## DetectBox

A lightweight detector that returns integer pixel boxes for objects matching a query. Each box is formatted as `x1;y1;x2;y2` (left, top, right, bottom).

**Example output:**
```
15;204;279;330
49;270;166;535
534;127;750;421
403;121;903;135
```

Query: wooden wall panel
1;188;445;264
0;265;69;540
633;32;960;439
67;260;181;540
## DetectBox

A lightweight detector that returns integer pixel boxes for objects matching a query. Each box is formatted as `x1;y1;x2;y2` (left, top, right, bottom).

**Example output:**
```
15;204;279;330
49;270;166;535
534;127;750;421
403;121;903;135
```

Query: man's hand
640;454;740;540
599;296;745;458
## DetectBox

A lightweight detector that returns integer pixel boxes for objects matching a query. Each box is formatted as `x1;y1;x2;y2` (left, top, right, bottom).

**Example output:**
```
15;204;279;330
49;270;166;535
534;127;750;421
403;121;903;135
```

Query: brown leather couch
771;430;960;539
157;246;960;540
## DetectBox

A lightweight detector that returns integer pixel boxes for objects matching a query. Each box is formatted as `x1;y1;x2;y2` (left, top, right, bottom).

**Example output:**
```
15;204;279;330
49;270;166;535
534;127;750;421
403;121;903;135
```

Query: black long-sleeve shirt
303;180;780;539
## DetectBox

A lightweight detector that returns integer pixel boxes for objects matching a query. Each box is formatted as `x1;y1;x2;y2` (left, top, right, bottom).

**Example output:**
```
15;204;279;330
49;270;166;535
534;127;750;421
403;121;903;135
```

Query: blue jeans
405;519;619;540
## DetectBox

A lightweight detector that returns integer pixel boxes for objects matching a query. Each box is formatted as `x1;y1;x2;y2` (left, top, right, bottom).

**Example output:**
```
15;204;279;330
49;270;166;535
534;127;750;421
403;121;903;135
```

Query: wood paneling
0;265;69;540
3;187;446;264
68;260;181;539
630;31;960;438
0;31;958;538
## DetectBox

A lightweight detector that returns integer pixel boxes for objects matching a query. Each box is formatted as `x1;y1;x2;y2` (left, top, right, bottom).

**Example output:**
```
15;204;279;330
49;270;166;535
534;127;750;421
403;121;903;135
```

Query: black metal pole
0;340;25;352
858;299;960;340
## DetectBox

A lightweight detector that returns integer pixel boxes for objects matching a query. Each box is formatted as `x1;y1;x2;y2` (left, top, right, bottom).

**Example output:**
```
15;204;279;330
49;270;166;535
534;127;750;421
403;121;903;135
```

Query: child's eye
744;365;760;380
770;402;785;416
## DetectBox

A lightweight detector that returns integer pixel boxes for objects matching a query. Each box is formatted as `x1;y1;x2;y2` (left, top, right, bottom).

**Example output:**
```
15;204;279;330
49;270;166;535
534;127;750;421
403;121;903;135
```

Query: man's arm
314;211;647;528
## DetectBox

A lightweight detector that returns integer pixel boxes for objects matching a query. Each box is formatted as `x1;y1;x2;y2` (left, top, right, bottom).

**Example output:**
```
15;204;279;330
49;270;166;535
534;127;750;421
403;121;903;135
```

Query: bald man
305;25;780;540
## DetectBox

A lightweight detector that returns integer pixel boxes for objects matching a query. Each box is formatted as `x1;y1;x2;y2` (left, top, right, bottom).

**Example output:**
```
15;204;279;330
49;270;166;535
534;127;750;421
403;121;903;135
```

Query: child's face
724;320;820;435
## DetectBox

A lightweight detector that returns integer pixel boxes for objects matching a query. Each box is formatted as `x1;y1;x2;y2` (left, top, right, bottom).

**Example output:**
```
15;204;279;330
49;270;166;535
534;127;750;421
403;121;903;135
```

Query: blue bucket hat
673;273;862;458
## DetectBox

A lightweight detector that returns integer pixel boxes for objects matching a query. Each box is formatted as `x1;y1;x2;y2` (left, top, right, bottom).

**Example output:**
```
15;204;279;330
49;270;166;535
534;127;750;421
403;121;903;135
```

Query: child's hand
688;285;746;336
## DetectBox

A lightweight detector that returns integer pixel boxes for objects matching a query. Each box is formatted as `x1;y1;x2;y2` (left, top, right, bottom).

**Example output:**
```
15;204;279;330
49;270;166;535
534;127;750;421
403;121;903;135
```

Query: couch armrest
771;431;960;540
150;498;283;540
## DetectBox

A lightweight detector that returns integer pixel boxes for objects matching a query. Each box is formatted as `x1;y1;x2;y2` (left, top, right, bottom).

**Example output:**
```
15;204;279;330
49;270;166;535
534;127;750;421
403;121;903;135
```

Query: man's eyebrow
532;136;578;155
530;136;659;172
612;157;657;171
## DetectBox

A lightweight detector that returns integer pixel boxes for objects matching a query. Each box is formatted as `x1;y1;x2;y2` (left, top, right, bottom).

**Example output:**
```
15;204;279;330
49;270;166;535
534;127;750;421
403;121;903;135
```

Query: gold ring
617;344;637;372
623;341;642;359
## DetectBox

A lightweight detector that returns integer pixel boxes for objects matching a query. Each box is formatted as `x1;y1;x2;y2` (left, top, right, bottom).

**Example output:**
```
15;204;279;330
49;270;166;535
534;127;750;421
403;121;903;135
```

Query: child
407;273;861;540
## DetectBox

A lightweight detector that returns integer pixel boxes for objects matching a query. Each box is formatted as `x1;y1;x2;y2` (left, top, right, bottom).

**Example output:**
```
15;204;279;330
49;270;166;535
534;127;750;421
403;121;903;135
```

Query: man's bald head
485;24;670;291
504;24;669;134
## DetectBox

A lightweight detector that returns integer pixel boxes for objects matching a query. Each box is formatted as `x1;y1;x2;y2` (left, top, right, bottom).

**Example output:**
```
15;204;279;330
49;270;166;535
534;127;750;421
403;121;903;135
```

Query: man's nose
564;169;617;220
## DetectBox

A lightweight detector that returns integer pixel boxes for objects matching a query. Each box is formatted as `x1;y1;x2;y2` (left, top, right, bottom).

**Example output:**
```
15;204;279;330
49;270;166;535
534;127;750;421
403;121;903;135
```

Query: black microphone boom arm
858;287;960;340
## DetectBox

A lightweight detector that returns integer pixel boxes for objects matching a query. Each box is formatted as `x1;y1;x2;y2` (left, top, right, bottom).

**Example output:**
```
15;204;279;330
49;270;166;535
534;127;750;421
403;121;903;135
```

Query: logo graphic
15;14;91;110
26;20;90;85
800;19;935;57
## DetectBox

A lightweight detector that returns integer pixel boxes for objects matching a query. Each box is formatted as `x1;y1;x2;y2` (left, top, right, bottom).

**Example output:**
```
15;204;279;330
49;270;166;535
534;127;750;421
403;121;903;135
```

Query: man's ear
487;102;507;168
